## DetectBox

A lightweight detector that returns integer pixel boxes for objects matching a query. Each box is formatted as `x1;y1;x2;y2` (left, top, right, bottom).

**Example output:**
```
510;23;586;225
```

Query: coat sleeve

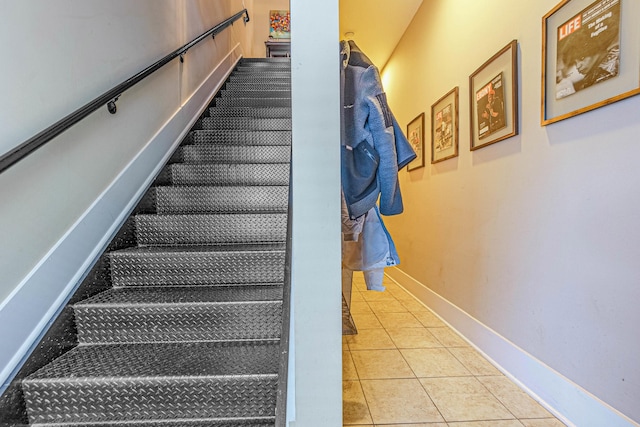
359;66;404;215
392;113;417;169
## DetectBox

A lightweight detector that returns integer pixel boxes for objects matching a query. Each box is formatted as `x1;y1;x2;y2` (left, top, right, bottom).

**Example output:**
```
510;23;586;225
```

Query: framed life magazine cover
407;113;425;171
431;87;459;163
469;40;519;150
542;0;640;125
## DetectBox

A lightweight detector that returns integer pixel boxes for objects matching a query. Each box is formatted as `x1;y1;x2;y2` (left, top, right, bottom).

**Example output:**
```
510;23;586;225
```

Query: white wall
0;0;251;391
289;0;343;425
381;0;640;425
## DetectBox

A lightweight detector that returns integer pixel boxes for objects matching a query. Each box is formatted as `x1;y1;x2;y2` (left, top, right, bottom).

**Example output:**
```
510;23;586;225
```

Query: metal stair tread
187;130;292;145
23;341;280;381
76;285;284;306
153;184;289;195
227;78;290;83
222;83;290;89
32;417;275;426
135;212;288;219
148;185;288;214
134;213;287;246
219;92;290;99
217;94;290;98
111;243;286;254
175;144;291;162
155;164;290;187
200;117;292;130
165;163;291;168
154;184;289;190
214;98;291;108
208;107;291;117
161;163;291;186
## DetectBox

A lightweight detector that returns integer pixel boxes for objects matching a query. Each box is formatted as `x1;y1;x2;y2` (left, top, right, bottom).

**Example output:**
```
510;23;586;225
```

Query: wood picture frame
407;113;425;171
469;40;519;151
542;0;640;125
431;87;459;164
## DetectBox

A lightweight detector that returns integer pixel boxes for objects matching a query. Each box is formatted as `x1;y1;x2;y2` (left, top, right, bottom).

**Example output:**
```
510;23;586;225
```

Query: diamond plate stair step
172;144;291;164
134;213;287;246
219;89;290;98
109;244;285;287
31;419;275;427
235;62;290;67
223;82;290;91
230;71;289;76
240;57;289;63
22;341;279;424
74;285;283;344
186;130;291;146
237;63;289;67
214;98;291;108
231;70;290;76
143;186;288;214
233;66;289;71
236;64;290;70
228;75;290;83
234;70;288;75
155;163;290;186
226;78;290;86
200;117;291;131
208;106;291;117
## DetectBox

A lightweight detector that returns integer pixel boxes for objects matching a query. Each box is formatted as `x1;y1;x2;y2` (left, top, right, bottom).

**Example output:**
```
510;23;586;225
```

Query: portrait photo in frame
407;113;425;171
469;40;519;151
431;87;459;164
542;0;640;125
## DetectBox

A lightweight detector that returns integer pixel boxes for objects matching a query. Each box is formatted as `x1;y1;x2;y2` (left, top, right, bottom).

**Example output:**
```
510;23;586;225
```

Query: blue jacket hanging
340;39;416;220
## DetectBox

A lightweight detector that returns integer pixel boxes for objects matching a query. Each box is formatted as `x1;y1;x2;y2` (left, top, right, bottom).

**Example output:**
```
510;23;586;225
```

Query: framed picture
407;113;425;171
431;87;459;163
542;0;640;125
469;40;519;151
269;10;291;39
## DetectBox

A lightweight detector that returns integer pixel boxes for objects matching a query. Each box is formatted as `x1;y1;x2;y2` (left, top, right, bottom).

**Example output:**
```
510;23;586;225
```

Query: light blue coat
340;40;416;220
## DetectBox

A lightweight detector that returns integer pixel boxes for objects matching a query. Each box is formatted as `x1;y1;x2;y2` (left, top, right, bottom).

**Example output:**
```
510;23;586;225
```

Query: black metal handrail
0;8;249;174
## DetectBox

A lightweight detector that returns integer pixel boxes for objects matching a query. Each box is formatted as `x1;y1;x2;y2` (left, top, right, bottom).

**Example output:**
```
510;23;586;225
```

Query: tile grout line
345;274;568;426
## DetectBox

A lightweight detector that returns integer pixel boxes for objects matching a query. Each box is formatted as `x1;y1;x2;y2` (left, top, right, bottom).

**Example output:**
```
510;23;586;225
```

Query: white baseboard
0;47;242;393
385;267;639;427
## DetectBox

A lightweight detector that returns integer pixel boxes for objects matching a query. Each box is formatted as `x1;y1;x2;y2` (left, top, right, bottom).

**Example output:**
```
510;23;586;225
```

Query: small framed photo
431;87;459;164
469;40;519;151
407;113;425;171
542;0;640;125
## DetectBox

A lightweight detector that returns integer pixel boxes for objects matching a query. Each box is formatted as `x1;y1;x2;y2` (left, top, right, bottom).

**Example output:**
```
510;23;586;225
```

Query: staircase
19;58;292;426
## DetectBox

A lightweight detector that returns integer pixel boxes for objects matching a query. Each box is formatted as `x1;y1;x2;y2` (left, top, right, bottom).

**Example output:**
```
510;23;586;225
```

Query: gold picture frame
469;40;519;150
407;113;425;171
541;0;640;125
431;87;459;164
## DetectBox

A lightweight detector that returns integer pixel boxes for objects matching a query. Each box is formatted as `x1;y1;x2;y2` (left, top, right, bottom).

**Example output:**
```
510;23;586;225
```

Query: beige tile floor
343;272;568;427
